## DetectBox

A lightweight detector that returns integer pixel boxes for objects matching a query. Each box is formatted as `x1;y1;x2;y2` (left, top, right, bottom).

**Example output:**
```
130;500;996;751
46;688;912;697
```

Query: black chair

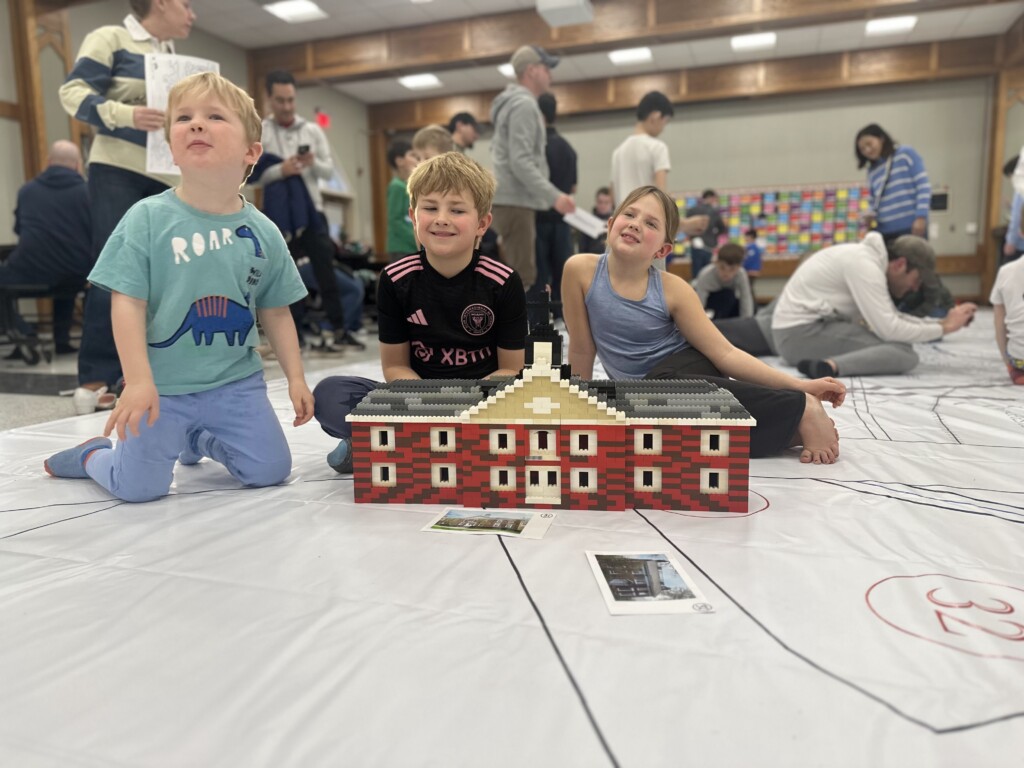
0;283;55;365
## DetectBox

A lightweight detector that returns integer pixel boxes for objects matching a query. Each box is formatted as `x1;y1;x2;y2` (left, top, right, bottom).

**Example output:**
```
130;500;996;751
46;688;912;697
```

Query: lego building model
348;309;755;513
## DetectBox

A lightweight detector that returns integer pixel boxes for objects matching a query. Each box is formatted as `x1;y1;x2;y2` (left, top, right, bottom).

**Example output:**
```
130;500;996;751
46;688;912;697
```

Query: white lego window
430;427;456;452
431;464;457;487
529;429;557;457
571;468;597;493
701;430;729;457
490;466;515;491
489;429;515;454
634;429;662;455
634;467;662;492
371;427;395;451
700;468;729;495
570;431;598;456
371;463;397;487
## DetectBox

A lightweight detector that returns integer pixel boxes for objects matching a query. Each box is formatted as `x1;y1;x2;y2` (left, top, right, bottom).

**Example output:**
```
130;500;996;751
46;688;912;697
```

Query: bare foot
796;393;840;464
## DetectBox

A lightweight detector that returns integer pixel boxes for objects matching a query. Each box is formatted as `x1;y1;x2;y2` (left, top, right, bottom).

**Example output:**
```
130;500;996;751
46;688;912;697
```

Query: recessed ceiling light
865;16;917;36
498;63;515;78
263;0;328;23
398;73;442;90
608;47;652;65
410;0;433;4
730;32;777;51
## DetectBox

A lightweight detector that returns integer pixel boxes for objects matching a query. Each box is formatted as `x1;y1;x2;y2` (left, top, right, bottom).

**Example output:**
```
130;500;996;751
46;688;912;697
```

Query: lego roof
348;372;755;425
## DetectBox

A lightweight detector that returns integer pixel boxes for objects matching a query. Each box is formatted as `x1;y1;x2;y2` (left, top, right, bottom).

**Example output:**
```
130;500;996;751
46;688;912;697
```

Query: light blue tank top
584;253;688;380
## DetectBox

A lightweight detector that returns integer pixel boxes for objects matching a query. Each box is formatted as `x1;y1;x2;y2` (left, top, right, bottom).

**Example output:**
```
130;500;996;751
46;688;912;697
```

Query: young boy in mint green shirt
385;140;420;257
44;72;314;502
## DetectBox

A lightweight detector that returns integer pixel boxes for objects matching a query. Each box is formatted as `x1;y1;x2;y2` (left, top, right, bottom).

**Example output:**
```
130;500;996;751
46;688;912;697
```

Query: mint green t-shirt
88;189;307;395
386;175;417;255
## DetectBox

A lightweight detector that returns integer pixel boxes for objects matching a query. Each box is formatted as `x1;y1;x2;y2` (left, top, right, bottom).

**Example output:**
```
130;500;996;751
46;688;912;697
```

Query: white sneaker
73;386;116;415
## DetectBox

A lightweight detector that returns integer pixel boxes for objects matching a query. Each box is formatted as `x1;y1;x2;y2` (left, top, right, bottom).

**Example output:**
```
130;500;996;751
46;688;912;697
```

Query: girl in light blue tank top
585;252;687;379
562;185;848;465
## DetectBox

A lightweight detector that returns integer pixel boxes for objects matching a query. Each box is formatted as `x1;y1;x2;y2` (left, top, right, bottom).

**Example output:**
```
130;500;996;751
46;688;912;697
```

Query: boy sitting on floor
691;243;755;320
313;151;527;472
44;72;313;502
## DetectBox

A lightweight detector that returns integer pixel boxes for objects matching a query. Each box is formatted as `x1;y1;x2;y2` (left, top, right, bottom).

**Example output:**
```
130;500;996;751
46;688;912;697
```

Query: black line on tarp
635;509;1024;734
498;536;620;768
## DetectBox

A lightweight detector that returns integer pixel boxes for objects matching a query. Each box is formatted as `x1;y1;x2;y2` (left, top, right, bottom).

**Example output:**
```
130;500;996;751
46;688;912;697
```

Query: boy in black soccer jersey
313;152;528;472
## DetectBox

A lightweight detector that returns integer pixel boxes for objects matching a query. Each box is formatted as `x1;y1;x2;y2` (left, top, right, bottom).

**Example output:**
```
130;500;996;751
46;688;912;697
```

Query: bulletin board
676;182;872;258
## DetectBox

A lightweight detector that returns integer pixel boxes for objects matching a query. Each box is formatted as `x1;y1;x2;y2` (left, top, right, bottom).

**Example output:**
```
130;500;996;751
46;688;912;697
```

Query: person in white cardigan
772;233;976;377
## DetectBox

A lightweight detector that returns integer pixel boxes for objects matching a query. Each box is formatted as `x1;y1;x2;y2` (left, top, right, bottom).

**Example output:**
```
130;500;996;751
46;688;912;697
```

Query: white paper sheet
563;207;607;239
145;53;220;175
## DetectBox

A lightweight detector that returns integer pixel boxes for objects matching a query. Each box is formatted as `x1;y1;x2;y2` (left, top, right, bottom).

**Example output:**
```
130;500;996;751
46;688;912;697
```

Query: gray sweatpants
772;317;919;376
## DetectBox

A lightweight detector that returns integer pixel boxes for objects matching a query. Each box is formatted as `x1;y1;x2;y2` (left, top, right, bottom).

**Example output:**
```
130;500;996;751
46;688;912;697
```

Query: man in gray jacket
490;45;575;290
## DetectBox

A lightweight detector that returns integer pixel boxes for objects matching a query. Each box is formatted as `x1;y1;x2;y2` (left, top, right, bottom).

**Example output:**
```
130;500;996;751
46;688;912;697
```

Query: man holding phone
251;70;358;349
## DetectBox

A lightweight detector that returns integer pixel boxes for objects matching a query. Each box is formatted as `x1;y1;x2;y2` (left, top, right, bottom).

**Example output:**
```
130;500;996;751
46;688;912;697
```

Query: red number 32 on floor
866;574;1024;661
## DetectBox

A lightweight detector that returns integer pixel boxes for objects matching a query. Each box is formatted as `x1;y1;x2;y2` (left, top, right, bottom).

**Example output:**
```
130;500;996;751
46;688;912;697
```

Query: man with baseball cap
490;45;575;291
770;232;976;377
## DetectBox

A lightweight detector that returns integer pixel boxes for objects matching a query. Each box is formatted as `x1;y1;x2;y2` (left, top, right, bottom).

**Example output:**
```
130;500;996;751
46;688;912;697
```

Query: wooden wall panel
370;102;419;132
554;1;648;46
655;0;753;25
687;63;762;98
848;44;932;81
611;73;682;108
390;25;466;65
552;80;611;115
468;12;551;57
1002;11;1024;66
417;93;500;127
938;37;999;70
250;45;308;79
763;54;844;90
313;34;387;71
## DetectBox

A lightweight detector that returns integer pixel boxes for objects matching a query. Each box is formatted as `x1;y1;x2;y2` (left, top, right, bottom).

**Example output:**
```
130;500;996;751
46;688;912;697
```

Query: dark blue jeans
690;247;713;279
79;164;168;386
534;215;573;313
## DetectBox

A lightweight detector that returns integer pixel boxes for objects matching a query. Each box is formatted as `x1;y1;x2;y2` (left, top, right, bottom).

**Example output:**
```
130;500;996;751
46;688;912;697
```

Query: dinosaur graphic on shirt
150;293;253;348
236;225;264;259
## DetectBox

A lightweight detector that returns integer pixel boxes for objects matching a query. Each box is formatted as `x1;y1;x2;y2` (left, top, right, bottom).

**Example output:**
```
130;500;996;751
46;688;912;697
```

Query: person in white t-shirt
990;256;1024;384
771;233;976;378
609;90;705;269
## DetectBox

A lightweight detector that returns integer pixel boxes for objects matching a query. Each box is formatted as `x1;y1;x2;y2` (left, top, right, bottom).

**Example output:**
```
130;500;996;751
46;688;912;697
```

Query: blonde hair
610;186;680;245
407;152;495;218
412;124;455;159
164;72;262;184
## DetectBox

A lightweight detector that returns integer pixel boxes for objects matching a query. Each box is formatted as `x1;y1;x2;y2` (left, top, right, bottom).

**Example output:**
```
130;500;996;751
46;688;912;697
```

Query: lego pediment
465;368;624;424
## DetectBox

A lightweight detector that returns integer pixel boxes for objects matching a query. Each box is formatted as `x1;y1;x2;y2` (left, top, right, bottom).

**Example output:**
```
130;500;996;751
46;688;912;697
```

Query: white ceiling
193;0;533;48
190;0;1024;105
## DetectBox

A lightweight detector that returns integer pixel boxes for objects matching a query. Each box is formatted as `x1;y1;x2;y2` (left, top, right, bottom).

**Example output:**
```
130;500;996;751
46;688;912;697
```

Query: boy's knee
110;479;171;504
240;456;292;488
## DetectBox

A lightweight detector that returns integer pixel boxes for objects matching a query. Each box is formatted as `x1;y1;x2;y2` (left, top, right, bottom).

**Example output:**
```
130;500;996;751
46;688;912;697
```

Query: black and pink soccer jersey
377;251;527;379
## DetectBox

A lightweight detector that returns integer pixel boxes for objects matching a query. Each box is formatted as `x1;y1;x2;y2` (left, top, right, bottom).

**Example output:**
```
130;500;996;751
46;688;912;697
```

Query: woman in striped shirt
855;123;931;242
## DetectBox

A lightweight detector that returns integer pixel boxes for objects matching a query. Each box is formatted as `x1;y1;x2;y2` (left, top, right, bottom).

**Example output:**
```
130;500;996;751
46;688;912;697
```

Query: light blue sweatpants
86;372;292;503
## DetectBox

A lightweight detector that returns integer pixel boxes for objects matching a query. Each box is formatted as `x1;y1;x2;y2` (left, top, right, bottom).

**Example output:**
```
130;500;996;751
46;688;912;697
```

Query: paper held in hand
145;53;220;176
563;208;607;240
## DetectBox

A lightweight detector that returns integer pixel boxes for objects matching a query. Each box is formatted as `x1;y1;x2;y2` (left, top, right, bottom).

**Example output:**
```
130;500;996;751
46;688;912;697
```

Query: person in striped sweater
855;123;952;318
855;123;931;241
58;0;196;414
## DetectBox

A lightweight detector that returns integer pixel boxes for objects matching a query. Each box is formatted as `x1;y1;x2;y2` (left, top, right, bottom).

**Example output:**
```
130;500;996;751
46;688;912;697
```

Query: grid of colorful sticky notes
679;184;870;257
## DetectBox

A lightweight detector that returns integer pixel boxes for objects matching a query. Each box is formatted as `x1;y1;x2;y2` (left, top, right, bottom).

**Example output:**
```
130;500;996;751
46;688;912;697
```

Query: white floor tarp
1;311;1022;767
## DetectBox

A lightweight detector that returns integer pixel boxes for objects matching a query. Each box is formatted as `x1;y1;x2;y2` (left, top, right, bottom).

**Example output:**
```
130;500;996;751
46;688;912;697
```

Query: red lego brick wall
354;422;751;513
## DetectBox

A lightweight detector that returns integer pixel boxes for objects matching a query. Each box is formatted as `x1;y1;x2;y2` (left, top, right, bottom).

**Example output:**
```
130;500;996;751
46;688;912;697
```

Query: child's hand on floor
290;381;315;427
104;381;160;440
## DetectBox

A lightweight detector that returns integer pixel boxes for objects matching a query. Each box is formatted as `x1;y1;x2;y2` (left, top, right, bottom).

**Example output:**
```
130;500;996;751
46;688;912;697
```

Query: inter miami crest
460;304;494;336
